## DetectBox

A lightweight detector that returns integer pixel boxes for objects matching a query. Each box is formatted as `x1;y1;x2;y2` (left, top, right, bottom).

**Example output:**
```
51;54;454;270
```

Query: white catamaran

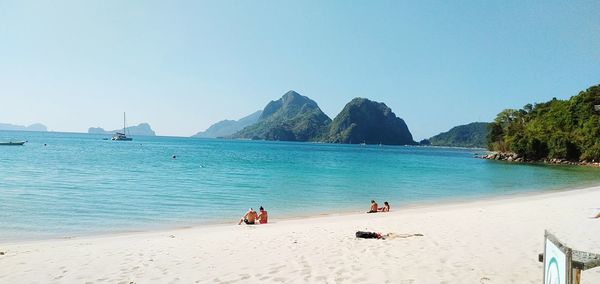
112;112;133;141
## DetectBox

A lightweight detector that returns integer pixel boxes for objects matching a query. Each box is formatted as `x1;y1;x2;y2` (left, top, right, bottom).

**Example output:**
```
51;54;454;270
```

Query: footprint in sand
239;273;250;280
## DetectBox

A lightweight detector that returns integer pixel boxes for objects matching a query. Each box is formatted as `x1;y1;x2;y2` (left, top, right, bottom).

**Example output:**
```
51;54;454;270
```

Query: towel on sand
355;231;424;240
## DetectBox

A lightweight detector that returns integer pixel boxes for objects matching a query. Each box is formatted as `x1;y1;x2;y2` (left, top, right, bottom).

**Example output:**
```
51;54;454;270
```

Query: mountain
232;91;332;141
0;123;48;132
488;84;600;162
427;122;490;148
192;110;262;138
326;98;416;145
88;123;156;136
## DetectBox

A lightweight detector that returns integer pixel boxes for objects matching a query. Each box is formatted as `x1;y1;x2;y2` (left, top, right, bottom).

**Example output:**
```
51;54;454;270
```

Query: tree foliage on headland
488;85;600;162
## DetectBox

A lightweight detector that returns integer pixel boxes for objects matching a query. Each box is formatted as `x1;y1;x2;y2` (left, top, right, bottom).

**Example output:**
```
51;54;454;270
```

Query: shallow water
1;130;600;241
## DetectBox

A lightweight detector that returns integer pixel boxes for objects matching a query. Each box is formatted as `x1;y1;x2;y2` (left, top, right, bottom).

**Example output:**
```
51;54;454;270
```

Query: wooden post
573;268;581;284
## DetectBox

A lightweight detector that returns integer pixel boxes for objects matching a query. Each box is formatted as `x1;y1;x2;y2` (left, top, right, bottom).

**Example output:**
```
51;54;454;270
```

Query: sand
1;186;600;283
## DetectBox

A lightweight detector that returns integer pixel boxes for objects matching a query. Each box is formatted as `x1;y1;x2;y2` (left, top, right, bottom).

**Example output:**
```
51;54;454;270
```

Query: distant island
232;91;332;141
193;110;262;138
485;84;600;165
228;90;416;145
421;122;490;148
0;123;47;132
326;98;415;145
88;123;156;136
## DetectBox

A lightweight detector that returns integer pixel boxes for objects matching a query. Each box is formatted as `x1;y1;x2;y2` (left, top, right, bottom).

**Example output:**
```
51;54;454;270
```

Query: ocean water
1;130;600;242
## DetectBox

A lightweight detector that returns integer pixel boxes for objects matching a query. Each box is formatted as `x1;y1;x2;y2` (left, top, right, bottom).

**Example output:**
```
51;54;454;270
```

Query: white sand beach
1;186;600;283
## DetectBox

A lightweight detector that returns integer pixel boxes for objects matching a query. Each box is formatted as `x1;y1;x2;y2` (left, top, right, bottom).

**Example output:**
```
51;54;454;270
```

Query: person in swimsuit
367;200;378;213
257;206;268;224
238;208;258;225
378;201;390;212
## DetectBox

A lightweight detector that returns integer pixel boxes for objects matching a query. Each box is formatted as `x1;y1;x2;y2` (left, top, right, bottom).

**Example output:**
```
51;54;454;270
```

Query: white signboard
544;236;568;284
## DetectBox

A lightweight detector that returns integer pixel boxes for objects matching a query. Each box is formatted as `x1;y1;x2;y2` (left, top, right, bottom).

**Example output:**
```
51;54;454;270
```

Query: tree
487;84;600;161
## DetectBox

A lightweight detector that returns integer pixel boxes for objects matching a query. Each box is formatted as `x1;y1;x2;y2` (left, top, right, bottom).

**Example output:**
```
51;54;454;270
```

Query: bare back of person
238;209;258;225
246;211;258;224
368;200;378;213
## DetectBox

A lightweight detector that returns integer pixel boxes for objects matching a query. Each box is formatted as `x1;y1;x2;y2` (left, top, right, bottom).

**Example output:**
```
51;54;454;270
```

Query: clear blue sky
1;1;599;139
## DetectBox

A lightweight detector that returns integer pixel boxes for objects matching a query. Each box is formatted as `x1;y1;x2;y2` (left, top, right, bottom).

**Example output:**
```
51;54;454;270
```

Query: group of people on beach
238;206;268;225
367;200;390;213
237;200;390;225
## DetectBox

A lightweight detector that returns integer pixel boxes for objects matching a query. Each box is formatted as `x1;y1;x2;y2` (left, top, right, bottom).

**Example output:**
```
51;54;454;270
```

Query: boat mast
123;112;126;135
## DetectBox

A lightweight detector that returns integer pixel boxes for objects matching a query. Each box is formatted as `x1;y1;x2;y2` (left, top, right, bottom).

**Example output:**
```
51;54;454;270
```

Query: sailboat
111;112;133;141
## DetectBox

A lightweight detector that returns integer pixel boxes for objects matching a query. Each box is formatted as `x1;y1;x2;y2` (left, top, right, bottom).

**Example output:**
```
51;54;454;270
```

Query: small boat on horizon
0;140;26;146
112;112;133;141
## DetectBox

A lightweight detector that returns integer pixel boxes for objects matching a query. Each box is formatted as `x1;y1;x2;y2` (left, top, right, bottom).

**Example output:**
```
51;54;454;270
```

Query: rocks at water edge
479;152;600;167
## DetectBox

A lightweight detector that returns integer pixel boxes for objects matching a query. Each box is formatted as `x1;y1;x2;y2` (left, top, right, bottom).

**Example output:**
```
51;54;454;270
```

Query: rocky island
0;123;48;132
88;123;156;136
326;98;416;145
227;91;416;145
422;122;490;148
231;91;332;141
193;111;262;138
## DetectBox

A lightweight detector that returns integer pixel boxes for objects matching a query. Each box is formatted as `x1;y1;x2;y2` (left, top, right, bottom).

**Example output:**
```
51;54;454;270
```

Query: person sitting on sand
238;208;258;225
378;201;390;212
367;200;378;213
257;206;268;224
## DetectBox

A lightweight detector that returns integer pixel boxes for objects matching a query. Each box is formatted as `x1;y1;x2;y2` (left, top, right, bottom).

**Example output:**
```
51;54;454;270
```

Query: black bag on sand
355;231;380;239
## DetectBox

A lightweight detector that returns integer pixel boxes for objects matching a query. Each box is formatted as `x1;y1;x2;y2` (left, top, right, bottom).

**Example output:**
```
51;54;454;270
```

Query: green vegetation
232;91;332;141
428;122;490;148
326;98;416;145
231;92;416;145
488;85;600;162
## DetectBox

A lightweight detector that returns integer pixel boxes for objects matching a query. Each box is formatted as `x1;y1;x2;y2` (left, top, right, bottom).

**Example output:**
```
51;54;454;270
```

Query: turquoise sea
2;130;600;242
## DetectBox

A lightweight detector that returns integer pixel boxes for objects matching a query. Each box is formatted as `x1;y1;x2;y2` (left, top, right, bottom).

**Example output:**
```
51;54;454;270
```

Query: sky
1;1;599;139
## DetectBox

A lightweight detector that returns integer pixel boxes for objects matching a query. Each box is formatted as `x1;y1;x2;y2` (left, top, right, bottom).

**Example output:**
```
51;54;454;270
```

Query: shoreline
2;182;599;245
481;151;600;167
1;185;600;282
